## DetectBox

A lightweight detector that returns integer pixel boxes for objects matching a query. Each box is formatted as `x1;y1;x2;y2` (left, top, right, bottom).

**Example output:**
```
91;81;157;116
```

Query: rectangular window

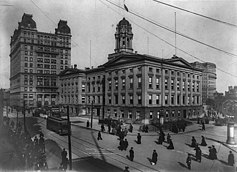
25;63;28;67
177;79;180;91
25;57;28;61
156;95;160;104
108;80;112;91
82;96;85;103
122;78;125;89
136;111;140;119
114;110;117;118
156;68;160;73
138;95;142;104
192;81;195;92
30;63;33;68
171;95;174;105
115;94;118;104
122;95;125;104
183;95;186;104
149;94;152;104
171;79;174;90
82;83;85;92
183;80;185;91
138;76;142;88
121;110;124;118
188;81;191;91
172;111;175;117
149;67;153;72
128;111;132;119
29;94;33;98
177;95;180;105
149;111;153;119
165;79;168;90
30;57;33;62
156;77;160;89
24;87;28;91
149;77;153;89
115;79;118;90
108;95;111;104
130;95;133;104
165;95;168;105
129;77;133;89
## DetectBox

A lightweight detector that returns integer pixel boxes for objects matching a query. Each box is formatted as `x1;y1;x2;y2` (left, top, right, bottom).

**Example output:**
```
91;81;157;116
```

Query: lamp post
91;99;94;128
23;100;26;133
66;105;72;170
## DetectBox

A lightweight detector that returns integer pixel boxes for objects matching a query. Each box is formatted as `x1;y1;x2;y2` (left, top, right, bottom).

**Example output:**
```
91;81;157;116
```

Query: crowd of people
3;117;47;171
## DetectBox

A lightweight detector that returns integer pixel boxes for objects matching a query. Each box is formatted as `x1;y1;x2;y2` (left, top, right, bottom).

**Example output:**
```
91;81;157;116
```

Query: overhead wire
152;0;237;28
103;0;237;58
99;0;237;78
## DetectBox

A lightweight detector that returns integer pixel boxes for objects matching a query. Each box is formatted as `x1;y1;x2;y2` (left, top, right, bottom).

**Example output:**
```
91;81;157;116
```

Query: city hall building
59;18;203;123
10;13;71;108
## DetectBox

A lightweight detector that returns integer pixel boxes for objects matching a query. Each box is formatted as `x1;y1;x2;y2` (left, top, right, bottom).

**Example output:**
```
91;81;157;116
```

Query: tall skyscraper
10;13;71;108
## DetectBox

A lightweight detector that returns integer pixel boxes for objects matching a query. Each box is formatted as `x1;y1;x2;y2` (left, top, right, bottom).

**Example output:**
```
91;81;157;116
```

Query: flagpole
175;12;177;56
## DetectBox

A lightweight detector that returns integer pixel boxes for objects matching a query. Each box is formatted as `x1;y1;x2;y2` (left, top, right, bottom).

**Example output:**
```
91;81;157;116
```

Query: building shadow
219;159;229;166
177;162;188;169
90;130;106;162
72;156;122;172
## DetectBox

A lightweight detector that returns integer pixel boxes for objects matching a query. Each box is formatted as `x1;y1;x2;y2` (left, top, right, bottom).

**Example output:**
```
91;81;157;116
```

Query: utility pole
67;106;72;170
91;100;94;128
23;100;26;132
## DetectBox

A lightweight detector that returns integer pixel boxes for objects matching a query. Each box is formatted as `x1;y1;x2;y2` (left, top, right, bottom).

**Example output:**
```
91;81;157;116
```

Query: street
15;113;235;172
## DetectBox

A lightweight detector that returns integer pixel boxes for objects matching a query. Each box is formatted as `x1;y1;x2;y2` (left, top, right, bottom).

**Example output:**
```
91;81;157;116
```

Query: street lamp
66;105;72;170
91;99;94;128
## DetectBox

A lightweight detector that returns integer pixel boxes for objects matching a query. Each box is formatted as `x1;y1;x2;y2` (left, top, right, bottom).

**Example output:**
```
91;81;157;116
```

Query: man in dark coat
101;124;105;132
201;121;205;131
212;145;217;159
191;136;197;147
186;154;191;170
124;139;129;151
167;133;171;144
137;133;141;144
61;148;67;167
119;139;124;151
228;151;235;166
200;136;207;146
151;150;158;165
167;139;174;149
129;147;134;161
129;124;133;133
195;145;202;162
208;146;214;160
97;131;102;140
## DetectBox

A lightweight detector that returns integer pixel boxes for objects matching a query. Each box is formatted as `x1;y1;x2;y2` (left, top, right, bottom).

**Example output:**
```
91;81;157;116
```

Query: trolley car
46;116;69;135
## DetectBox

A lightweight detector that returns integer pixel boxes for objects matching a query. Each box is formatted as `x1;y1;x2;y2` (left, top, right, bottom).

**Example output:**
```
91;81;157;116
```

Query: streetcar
46;116;69;135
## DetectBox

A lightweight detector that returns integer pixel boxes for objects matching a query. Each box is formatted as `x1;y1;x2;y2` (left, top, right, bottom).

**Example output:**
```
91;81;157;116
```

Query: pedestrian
108;124;111;133
61;148;67;168
228;151;235;166
212;145;217;159
167;133;171;144
97;131;102;140
86;120;89;128
191;136;197;147
101;124;105;132
145;125;149;133
129;147;134;161
200;136;207;146
129;123;133;133
151;150;158;165
137;133;141;144
194;145;202;162
124;139;129;151
167;139;174;149
208;146;214;160
119;139;124;151
186;154;192;170
158;134;163;144
39;134;45;153
124;166;130;172
201;121;205;131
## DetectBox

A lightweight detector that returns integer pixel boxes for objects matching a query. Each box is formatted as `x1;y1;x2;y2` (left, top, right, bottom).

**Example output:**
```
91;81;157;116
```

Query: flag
124;4;129;12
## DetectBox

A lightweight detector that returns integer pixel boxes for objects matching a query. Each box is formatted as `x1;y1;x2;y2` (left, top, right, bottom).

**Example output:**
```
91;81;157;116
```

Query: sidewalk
69;116;214;136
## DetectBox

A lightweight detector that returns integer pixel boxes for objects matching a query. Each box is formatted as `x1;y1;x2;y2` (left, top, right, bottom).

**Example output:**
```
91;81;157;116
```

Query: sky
0;0;237;93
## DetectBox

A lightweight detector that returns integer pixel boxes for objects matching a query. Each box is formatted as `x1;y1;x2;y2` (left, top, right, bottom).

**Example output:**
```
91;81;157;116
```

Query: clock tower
114;18;133;53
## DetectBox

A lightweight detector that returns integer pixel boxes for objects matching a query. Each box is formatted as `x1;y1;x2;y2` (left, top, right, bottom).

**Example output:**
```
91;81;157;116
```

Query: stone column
226;122;236;145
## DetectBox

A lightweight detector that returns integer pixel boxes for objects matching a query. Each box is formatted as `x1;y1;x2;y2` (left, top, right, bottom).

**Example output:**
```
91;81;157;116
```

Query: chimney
74;64;77;69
